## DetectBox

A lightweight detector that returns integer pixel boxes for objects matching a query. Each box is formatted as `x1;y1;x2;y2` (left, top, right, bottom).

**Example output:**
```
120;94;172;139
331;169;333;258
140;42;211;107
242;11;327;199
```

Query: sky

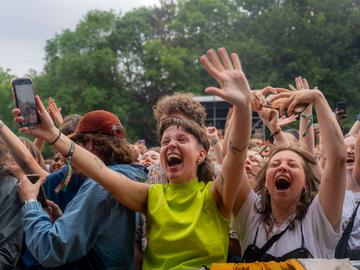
0;0;159;76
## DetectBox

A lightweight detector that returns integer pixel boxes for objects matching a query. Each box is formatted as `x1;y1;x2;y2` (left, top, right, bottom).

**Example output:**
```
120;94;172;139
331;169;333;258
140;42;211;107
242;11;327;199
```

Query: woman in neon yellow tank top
16;48;252;269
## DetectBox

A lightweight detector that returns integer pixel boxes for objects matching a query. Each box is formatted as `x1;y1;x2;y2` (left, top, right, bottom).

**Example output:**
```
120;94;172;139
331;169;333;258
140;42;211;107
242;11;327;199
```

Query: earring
301;188;308;197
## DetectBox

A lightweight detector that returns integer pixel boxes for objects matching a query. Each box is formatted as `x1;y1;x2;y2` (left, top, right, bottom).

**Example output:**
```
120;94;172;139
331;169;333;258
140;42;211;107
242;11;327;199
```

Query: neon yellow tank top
143;178;229;269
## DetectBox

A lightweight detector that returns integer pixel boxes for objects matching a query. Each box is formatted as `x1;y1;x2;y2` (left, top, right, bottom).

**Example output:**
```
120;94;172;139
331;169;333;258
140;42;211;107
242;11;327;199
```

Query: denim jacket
22;164;147;269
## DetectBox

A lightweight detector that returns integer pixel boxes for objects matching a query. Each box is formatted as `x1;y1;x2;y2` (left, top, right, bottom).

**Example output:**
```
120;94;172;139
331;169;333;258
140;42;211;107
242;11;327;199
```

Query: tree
0;68;16;129
32;0;360;144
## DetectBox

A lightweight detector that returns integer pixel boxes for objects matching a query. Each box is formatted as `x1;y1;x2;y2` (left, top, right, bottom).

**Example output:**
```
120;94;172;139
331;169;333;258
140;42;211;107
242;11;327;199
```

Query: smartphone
26;174;47;208
137;139;145;145
11;77;40;128
336;101;346;118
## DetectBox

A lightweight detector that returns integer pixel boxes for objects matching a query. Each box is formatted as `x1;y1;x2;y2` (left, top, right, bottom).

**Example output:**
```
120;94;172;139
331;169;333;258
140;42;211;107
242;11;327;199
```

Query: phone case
11;77;40;128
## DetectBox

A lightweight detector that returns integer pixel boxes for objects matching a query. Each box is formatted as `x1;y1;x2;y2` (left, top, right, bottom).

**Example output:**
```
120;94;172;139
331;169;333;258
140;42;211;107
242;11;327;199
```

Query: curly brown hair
153;93;206;127
159;118;214;183
254;144;320;235
74;133;137;165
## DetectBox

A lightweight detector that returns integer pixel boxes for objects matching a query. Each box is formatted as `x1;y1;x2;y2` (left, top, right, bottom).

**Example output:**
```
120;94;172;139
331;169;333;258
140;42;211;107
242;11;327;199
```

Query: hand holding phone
11;77;40;128
336;102;346;119
25;174;47;208
137;139;146;145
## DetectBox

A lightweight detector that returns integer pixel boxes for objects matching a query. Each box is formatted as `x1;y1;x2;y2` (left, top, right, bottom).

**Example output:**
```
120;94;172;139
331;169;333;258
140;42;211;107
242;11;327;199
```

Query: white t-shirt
342;191;360;250
233;192;340;259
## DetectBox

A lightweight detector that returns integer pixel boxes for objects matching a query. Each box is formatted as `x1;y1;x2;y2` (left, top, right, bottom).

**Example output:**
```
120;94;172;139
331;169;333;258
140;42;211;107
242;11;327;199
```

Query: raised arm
206;126;223;164
200;48;252;218
353;132;360;186
280;89;346;230
0;120;48;177
258;107;289;146
348;117;360;138
294;77;315;155
14;96;149;213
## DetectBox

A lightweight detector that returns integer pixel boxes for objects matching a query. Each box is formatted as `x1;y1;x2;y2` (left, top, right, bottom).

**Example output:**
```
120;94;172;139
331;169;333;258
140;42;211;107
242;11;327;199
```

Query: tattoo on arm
94;157;105;169
229;140;248;155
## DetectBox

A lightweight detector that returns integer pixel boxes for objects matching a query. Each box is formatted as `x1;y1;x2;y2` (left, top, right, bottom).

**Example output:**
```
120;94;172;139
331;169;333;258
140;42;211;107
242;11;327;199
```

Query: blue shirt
44;165;85;211
22;164;147;269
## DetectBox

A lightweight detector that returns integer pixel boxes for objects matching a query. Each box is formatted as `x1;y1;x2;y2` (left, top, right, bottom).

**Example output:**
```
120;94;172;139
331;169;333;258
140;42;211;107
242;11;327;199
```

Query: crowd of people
0;48;359;269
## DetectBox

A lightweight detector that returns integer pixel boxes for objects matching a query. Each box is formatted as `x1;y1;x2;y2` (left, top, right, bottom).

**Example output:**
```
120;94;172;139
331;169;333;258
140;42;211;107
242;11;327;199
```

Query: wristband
270;128;282;138
48;130;61;145
300;114;313;120
24;198;37;204
66;141;76;159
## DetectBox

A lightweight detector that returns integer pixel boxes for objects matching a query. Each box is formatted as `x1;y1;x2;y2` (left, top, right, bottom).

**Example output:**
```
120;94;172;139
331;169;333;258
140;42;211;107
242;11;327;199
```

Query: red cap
71;110;125;138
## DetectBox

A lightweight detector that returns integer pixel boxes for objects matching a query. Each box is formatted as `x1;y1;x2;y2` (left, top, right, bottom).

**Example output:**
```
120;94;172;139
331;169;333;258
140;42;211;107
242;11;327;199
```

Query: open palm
199;48;251;107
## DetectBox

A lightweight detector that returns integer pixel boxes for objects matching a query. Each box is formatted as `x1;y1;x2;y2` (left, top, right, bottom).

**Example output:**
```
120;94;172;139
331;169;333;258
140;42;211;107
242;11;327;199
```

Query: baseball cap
69;110;125;139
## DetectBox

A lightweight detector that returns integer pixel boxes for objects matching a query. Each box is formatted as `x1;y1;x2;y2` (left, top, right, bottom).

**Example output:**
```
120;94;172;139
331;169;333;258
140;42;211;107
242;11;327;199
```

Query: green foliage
0;68;16;130
2;0;357;144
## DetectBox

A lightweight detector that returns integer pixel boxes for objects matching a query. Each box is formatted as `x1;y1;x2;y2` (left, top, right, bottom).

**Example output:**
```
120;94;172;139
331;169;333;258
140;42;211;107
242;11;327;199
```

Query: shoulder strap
259;226;289;254
335;200;360;258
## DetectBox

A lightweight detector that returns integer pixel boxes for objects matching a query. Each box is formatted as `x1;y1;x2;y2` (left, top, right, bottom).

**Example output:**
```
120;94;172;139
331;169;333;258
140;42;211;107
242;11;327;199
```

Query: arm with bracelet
258;107;289;146
294;77;315;155
14;97;149;213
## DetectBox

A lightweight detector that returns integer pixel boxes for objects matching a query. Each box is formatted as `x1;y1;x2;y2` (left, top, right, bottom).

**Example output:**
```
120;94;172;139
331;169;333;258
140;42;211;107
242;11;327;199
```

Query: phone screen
138;139;145;145
26;174;47;208
12;79;39;127
336;102;346;118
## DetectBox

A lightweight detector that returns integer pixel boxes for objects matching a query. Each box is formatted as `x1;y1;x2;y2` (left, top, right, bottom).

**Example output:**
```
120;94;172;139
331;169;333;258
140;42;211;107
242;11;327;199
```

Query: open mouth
167;154;182;168
347;156;355;164
275;176;291;190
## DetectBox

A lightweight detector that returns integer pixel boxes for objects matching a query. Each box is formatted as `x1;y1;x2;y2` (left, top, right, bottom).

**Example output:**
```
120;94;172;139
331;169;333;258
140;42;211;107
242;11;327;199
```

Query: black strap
335;200;360;259
259;226;289;254
300;220;305;248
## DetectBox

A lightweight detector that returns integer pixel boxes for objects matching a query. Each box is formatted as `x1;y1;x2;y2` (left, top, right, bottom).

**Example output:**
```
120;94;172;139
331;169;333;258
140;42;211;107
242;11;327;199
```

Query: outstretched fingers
206;49;225;72
303;78;310;89
204;86;225;99
217;47;234;70
231;53;242;71
200;55;222;84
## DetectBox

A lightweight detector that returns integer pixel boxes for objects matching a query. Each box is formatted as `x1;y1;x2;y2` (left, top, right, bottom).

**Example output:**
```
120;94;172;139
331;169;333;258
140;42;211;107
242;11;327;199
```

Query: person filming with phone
14;109;147;269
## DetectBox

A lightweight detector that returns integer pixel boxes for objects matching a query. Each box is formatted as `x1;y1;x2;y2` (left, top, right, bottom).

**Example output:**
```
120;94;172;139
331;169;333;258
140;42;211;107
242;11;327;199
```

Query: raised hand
199;48;251;107
252;87;291;111
258;107;280;133
13;95;59;142
47;97;64;127
278;114;299;127
206;126;221;146
18;175;46;202
295;76;310;91
273;90;320;116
